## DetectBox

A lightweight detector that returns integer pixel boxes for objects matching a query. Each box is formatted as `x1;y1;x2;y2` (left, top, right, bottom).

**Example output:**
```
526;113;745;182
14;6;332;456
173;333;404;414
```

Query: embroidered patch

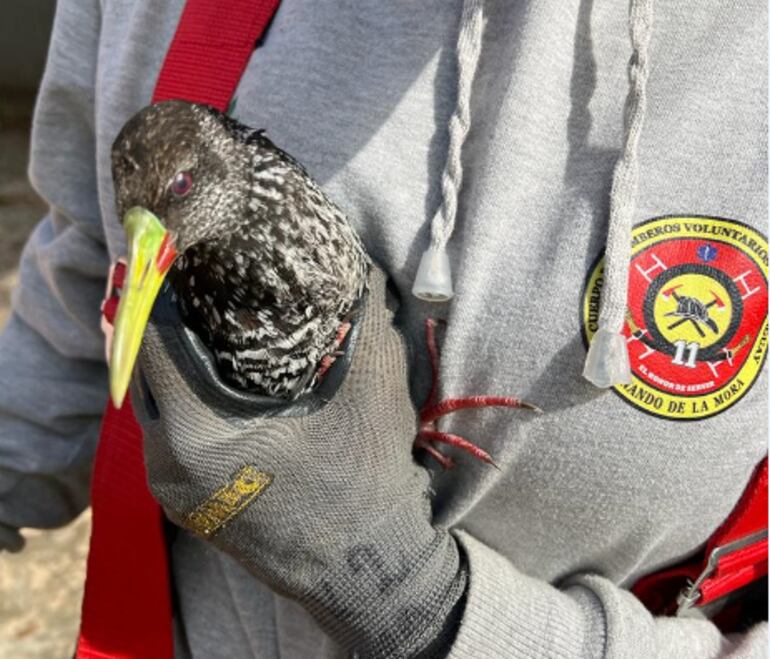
185;466;273;538
582;216;768;420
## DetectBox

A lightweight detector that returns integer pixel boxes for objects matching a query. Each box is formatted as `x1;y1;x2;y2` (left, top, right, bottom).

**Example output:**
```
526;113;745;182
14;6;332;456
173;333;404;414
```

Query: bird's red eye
170;171;193;198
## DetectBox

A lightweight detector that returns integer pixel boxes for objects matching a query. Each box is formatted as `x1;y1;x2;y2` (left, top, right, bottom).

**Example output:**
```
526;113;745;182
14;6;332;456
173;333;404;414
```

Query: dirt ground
0;92;92;659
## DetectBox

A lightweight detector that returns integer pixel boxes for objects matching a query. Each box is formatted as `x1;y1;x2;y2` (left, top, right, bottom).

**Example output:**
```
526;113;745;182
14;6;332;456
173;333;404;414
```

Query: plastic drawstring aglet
583;328;632;388
412;246;454;302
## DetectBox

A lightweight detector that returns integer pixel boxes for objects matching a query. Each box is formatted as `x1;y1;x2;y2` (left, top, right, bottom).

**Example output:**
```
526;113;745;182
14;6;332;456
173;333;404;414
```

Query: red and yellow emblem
583;216;768;420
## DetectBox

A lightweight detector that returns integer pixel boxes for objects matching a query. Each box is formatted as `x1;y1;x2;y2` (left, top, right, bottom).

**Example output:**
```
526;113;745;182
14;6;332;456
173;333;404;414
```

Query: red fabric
77;400;174;659
152;0;281;112
633;457;768;619
701;541;767;604
77;2;281;657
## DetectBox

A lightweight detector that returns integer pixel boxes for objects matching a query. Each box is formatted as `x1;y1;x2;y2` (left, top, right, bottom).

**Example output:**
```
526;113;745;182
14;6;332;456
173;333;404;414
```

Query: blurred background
0;3;92;657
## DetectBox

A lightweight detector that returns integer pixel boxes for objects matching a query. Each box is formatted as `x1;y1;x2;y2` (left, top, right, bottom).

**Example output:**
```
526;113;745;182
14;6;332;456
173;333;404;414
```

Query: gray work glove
133;267;466;658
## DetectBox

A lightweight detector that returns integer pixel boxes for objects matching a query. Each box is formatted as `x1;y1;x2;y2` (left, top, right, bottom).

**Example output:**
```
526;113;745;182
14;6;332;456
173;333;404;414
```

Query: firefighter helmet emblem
662;287;720;335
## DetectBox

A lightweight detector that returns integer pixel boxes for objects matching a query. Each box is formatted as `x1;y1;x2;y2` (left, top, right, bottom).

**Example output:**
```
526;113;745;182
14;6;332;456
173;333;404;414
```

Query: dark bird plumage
112;100;370;398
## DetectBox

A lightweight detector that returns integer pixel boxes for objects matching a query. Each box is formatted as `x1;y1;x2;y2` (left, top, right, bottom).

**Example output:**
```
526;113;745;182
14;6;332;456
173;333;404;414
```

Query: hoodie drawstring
412;0;655;391
583;0;654;387
412;0;484;302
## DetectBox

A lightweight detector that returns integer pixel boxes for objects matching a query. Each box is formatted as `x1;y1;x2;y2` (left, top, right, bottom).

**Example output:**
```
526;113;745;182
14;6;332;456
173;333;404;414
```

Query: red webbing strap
78;262;174;659
77;2;281;657
77;402;173;659
633;457;768;621
153;0;281;112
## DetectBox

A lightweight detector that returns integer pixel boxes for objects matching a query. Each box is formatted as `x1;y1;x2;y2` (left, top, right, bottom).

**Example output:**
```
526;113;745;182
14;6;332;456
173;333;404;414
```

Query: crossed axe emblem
661;284;725;338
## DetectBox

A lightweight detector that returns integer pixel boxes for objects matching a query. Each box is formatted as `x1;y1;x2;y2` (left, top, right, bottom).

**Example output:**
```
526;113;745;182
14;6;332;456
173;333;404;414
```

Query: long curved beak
110;207;177;408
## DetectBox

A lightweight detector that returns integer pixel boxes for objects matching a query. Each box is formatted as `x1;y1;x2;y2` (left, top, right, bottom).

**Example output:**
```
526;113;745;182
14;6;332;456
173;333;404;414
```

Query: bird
109;100;369;403
108;100;539;469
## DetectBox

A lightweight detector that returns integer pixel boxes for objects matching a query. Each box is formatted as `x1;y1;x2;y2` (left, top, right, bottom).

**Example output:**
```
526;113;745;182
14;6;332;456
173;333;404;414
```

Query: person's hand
132;266;465;658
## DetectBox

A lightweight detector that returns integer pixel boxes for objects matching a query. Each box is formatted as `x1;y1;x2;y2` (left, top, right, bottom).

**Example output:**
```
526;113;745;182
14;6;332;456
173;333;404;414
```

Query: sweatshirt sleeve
0;0;108;548
447;531;766;658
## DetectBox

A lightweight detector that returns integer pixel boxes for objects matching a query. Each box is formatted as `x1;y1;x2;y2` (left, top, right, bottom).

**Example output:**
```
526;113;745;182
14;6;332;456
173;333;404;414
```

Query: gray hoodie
0;0;766;656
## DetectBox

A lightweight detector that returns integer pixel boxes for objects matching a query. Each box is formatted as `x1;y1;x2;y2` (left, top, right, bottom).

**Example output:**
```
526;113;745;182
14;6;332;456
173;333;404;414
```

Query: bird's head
112;100;253;252
108;100;253;408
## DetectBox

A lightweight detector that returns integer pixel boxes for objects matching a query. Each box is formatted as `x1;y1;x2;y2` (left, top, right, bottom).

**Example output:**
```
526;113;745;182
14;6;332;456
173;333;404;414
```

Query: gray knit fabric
0;0;767;657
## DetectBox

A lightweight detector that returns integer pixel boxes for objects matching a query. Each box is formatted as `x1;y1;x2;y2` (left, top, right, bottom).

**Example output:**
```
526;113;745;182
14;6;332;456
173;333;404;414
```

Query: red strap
77;2;281;657
77;398;174;659
153;0;281;112
633;457;768;622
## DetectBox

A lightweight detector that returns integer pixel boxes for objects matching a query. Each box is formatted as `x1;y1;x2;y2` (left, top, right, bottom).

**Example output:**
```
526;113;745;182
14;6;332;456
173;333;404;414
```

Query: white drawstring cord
413;0;484;302
583;0;654;388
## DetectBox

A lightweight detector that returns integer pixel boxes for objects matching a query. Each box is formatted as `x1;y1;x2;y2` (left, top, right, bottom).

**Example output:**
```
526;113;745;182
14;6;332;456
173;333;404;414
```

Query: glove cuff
303;502;466;658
